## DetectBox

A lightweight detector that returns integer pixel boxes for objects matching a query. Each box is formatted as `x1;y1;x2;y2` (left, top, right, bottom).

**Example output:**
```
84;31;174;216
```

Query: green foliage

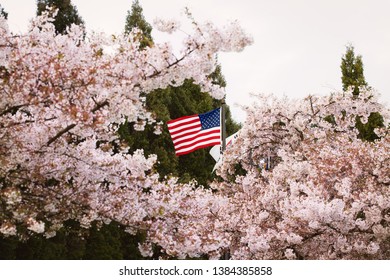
119;76;240;186
0;221;86;259
0;4;8;19
15;235;68;260
208;64;227;88
339;45;384;141
124;0;153;48
120;0;240;186
355;112;384;142
36;0;84;35
0;236;18;259
0;221;146;259
340;44;368;96
85;223;124;260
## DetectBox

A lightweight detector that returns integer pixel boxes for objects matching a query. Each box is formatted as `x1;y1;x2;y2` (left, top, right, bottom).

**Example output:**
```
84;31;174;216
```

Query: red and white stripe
167;114;221;156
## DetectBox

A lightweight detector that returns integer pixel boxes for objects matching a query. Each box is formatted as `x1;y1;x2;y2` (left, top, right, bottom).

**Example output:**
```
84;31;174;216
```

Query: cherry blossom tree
2;9;389;261
0;10;252;238
143;89;390;260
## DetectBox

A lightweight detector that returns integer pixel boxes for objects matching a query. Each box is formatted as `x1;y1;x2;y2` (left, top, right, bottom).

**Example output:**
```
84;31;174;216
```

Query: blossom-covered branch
144;90;390;260
0;11;252;238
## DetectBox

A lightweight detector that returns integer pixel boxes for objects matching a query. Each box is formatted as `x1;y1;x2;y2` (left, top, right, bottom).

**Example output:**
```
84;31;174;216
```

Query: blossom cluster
2;11;389;260
0;11;252;238
141;90;389;260
153;18;181;34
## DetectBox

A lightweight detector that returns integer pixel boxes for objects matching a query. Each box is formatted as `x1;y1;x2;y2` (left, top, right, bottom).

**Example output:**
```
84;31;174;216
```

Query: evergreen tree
119;69;240;186
84;223;123;260
340;44;367;96
0;4;8;19
4;221;88;260
120;1;240;186
124;0;153;48
36;0;84;34
0;236;18;259
340;44;384;141
84;222;147;260
0;220;147;259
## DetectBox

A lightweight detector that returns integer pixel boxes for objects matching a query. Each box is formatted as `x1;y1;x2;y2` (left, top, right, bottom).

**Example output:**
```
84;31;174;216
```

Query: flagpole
221;98;229;260
221;99;227;153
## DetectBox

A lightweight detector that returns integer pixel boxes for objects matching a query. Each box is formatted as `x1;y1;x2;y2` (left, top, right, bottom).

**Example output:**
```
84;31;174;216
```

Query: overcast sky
1;0;389;122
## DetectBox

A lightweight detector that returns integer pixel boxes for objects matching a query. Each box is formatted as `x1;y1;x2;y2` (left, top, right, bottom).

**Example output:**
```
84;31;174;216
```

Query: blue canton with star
199;108;221;130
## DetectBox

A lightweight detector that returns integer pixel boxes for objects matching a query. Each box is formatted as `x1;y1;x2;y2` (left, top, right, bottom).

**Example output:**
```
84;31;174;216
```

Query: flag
167;108;221;156
209;131;240;162
210;130;240;172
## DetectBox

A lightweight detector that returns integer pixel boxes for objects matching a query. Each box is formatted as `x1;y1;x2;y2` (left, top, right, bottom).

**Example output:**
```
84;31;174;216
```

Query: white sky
1;0;389;122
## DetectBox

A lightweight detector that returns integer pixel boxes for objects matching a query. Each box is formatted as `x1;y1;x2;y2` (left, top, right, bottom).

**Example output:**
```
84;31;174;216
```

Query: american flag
167;108;221;156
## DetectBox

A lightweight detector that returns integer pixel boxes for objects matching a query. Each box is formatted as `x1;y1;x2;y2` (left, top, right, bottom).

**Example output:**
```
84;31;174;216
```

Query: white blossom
0;223;17;237
153;18;181;34
27;218;45;234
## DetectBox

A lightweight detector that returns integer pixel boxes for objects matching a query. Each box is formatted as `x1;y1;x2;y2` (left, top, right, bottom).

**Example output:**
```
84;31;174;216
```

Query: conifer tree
340;44;367;96
0;4;8;19
120;1;240;186
124;0;153;48
340;45;384;141
84;222;123;260
36;0;84;34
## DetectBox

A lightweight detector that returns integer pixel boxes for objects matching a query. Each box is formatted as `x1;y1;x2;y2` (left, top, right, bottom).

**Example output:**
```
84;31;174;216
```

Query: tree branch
92;100;109;113
46;100;109;146
146;48;196;79
0;104;29;116
47;123;76;146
